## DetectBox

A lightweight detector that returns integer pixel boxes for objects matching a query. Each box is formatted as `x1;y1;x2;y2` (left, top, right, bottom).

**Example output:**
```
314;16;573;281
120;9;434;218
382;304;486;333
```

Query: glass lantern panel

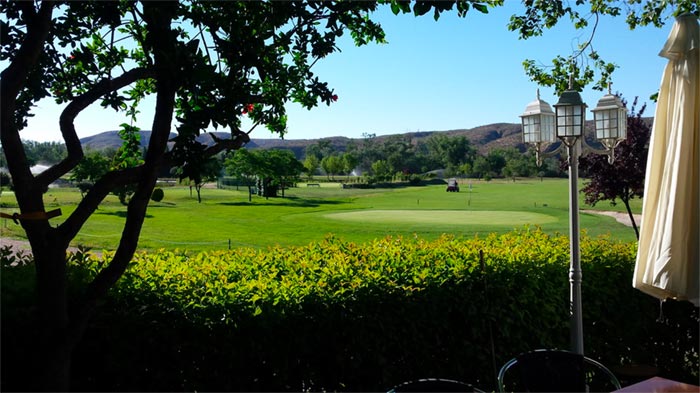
617;108;627;139
595;110;614;139
522;116;540;143
556;105;584;137
595;107;628;141
542;114;555;142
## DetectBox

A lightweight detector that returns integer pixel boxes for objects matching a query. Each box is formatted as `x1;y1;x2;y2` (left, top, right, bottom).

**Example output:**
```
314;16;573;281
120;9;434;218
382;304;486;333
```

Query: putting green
325;210;557;226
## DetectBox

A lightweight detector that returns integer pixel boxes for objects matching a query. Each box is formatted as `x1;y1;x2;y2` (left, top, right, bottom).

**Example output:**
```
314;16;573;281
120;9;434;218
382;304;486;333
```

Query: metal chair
497;349;622;392
388;377;485;392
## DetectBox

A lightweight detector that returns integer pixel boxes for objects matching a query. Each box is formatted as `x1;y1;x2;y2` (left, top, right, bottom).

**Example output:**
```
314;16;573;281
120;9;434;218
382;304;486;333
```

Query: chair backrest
388;378;484;392
497;349;622;392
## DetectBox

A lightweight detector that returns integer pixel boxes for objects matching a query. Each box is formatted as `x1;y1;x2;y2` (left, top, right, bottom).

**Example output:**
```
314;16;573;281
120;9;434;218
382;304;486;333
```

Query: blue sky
20;2;673;143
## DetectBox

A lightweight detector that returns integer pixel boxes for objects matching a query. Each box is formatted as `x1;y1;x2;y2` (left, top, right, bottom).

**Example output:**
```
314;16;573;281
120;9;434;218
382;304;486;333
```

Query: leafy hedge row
2;228;698;391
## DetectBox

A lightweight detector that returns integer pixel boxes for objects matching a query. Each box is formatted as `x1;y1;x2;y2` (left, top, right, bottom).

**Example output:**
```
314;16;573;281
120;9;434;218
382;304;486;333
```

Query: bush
0;171;12;190
408;174;423;185
76;181;93;196
151;187;164;202
2;229;697;392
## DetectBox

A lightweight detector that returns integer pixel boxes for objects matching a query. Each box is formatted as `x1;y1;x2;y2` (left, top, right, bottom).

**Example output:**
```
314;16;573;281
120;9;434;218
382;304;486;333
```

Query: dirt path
1;238;82;256
1;238;35;254
582;210;641;228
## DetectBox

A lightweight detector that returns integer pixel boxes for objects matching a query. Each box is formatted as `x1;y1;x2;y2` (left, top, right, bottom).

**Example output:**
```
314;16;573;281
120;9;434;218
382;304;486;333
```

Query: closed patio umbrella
634;13;699;306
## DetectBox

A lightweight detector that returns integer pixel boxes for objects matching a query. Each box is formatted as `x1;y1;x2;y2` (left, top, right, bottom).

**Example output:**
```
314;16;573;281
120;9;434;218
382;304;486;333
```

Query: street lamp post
520;78;627;355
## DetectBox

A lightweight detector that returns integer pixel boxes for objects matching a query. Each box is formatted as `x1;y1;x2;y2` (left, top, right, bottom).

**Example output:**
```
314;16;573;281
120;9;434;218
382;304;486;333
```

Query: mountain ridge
79;117;653;159
79;122;526;158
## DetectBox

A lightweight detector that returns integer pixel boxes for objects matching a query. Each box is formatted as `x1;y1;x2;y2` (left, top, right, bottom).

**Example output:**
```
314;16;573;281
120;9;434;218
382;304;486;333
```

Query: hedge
2;228;697;391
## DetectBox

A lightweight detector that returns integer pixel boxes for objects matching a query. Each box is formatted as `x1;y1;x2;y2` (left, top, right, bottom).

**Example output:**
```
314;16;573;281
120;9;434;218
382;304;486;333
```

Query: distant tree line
224;148;304;200
0;141;69;189
1;132;565;190
0;140;67;168
299;132;564;182
216;132;567;198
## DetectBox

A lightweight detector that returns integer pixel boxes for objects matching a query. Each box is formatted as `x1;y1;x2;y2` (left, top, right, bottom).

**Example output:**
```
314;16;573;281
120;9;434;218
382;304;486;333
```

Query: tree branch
36;67;155;188
56;166;144;243
67;1;180;346
202;131;251;157
0;2;54;194
160;130;251;169
0;2;53;101
570;12;600;66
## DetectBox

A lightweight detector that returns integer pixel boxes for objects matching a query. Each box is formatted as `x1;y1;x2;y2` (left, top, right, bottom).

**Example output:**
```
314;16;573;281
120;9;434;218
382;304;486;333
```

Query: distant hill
79;118;652;158
80;131;179;151
79;123;526;158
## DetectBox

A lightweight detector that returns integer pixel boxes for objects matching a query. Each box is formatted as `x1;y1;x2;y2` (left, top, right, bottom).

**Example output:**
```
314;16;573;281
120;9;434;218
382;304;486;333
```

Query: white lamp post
520;77;627;355
520;89;556;165
592;85;628;163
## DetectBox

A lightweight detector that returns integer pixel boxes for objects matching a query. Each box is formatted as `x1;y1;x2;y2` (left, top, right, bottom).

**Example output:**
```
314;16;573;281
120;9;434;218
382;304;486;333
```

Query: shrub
1;229;697;392
76;181;93;196
151;187;164;202
0;171;12;190
408;174;423;185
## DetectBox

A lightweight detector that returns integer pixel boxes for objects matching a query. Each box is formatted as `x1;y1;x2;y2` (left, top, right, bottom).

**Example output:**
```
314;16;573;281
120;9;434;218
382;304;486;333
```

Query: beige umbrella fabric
634;13;699;306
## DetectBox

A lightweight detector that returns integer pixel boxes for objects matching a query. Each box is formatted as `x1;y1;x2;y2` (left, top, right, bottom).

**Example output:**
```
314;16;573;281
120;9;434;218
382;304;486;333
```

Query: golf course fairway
325;210;558;226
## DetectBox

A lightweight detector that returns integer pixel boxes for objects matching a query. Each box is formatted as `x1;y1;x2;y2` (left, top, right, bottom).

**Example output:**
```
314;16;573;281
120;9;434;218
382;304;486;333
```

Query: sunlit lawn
0;178;641;251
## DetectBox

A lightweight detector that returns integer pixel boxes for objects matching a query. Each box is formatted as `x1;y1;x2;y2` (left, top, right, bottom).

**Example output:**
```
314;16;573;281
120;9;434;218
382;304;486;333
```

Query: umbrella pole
567;141;584;355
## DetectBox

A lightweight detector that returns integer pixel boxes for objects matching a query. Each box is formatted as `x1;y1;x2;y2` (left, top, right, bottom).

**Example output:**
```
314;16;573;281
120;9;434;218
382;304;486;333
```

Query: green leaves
108;123;144;204
70;228;631;329
114;123;142;169
70;151;111;184
509;0;698;96
3;228;692;391
223;147;303;198
384;1;498;20
412;1;433;17
472;3;490;14
389;0;412;15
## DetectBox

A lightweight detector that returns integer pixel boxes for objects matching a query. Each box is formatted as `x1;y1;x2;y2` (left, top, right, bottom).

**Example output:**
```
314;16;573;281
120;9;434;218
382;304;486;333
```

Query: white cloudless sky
17;2;673;143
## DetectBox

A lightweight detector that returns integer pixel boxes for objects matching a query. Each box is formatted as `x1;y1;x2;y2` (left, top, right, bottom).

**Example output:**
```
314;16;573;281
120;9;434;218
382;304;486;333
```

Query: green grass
0;178;641;250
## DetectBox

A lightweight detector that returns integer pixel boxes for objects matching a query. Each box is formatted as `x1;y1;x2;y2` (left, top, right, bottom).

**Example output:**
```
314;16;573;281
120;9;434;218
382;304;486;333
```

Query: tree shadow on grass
220;196;348;208
95;211;154;219
147;202;177;207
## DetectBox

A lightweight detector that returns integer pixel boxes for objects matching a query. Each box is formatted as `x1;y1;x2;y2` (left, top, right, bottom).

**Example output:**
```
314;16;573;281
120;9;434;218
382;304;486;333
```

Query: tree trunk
30;228;73;391
623;197;640;240
0;2;186;391
36;327;72;392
